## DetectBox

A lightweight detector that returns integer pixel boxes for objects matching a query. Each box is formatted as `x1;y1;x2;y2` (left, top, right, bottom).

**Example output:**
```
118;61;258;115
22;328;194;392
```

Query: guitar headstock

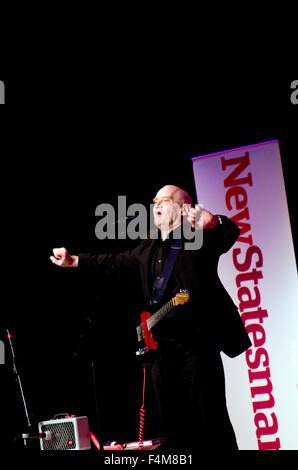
174;289;190;306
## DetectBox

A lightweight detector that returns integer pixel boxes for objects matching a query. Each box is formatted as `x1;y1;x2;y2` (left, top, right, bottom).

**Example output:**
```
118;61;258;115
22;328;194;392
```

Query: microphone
22;431;53;441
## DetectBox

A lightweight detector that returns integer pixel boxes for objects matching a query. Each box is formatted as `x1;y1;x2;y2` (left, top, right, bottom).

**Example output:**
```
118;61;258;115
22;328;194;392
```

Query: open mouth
154;210;163;217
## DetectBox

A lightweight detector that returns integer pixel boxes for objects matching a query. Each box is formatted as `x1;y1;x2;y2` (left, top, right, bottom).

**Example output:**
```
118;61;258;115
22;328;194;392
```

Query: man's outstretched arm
50;246;139;272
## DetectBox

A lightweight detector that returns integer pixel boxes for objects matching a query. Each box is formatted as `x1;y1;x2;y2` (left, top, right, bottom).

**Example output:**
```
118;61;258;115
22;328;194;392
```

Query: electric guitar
136;289;190;357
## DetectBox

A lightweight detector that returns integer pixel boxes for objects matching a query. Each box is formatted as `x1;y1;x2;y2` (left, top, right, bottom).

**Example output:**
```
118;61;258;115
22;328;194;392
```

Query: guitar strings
147;298;175;330
138;298;176;340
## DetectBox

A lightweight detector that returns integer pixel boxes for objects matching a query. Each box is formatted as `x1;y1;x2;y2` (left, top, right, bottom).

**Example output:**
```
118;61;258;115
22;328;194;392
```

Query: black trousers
150;340;238;451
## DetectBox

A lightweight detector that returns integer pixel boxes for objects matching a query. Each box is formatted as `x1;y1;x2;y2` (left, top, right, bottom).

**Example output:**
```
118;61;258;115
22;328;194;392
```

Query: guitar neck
147;297;175;330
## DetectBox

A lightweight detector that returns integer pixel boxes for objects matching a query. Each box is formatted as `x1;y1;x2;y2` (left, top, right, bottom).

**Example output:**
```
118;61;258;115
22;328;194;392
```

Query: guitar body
140;311;158;353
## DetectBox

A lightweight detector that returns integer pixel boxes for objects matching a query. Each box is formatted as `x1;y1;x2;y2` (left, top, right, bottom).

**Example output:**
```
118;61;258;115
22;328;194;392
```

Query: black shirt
149;225;184;299
150;237;170;296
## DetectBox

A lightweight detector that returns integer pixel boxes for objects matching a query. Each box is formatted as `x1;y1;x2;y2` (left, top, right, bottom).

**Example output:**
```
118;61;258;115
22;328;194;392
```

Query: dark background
0;48;297;456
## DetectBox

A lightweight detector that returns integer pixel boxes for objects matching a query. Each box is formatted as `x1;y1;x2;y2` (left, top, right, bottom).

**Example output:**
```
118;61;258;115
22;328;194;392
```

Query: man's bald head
153;185;193;235
154;185;193;207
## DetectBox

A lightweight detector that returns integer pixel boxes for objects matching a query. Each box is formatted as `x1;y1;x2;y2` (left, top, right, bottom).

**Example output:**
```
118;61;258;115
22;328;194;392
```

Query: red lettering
249;367;275;412
225;186;248;211
246;323;266;347
233;245;263;272
231;208;253;245
254;412;278;438
221;149;280;448
246;347;269;369
241;307;268;325
221;152;253;187
236;268;263;287
258;436;281;450
238;285;261;312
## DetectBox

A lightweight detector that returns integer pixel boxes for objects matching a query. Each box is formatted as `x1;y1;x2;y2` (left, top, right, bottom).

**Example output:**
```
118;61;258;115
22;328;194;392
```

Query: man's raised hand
185;204;218;230
50;247;78;267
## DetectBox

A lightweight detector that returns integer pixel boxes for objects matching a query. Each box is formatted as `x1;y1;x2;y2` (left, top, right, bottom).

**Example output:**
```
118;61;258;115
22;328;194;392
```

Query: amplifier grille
40;422;76;450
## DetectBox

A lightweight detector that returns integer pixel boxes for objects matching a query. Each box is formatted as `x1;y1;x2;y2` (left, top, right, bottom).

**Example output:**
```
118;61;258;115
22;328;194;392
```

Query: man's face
153;186;183;232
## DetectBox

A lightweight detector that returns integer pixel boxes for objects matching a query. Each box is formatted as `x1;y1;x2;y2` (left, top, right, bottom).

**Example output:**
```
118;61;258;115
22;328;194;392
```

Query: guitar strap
150;237;183;306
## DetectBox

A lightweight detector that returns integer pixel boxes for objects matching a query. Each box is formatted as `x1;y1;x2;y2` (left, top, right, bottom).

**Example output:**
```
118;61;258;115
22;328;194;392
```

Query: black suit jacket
78;216;251;358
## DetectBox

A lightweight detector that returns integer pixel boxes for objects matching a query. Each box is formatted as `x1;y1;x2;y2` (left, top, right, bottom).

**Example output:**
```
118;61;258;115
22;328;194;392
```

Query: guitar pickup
136;324;144;341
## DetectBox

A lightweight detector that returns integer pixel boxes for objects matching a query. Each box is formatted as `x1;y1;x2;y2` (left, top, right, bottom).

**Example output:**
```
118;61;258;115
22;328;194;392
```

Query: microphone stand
5;328;33;448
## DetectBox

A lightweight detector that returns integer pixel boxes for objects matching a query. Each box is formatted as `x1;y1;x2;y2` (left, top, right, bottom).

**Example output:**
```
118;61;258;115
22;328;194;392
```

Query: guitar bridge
136;347;147;357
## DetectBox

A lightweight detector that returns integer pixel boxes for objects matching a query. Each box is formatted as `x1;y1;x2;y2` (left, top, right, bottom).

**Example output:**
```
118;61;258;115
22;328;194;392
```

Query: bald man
51;185;251;451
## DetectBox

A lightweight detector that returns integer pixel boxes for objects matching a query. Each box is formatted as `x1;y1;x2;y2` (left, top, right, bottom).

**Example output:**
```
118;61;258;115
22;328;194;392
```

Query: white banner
192;140;298;450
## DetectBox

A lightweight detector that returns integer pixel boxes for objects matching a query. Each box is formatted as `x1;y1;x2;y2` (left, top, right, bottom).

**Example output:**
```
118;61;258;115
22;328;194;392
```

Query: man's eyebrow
153;196;173;203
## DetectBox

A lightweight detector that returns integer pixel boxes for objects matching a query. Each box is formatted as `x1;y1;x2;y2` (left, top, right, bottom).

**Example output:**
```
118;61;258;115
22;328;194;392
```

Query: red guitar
136;289;190;357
